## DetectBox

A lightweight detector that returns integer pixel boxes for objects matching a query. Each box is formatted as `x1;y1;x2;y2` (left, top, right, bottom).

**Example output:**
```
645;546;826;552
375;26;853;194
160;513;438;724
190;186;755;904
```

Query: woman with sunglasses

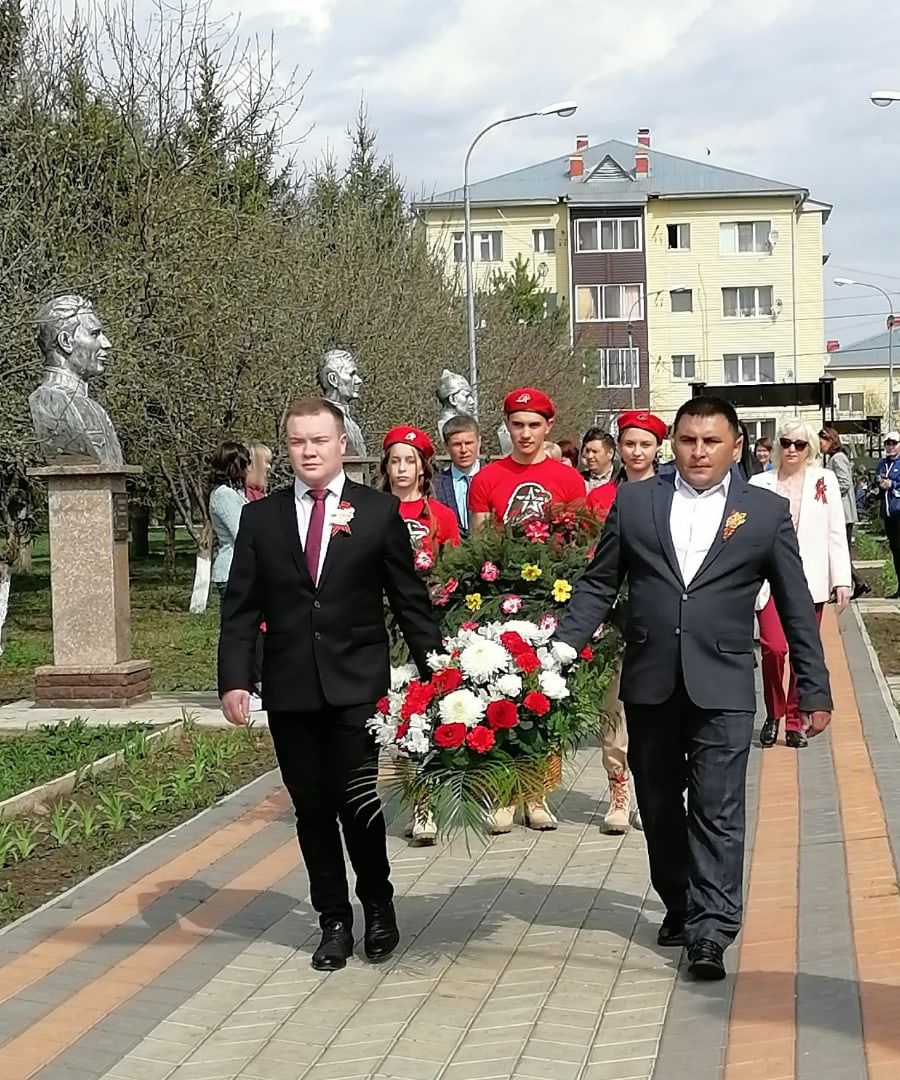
750;420;852;748
819;427;870;599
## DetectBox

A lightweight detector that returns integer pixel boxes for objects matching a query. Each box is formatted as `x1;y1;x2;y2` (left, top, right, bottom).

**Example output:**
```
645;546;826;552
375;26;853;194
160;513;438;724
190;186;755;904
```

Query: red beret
382;425;435;460
616;410;668;443
503;387;555;419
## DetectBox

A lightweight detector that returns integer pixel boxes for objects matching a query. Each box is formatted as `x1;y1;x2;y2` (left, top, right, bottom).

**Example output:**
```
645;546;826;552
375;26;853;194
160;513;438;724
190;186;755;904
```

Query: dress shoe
311;921;354;972
785;730;808;749
363;902;400;961
687;939;726;981
759;717;779;748
657;913;685;948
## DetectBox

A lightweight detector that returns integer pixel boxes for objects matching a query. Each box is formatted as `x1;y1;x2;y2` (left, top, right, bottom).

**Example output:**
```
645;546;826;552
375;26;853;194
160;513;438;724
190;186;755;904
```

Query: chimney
575;134;589;151
635;150;649;177
826;340;840;353
569;154;584;179
637;127;651;148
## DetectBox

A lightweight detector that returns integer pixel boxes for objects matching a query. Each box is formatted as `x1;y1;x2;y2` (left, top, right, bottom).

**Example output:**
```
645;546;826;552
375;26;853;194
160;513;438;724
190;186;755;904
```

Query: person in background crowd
470;387;586;832
432;415;481;539
543;441;563;461
820;427;870;599
380;426;460;563
754;436;774;472
586;410;667;833
752;420;851;749
557;438;580;468
738;424;756;480
876;430;900;598
581;428;616;492
245;442;272;501
209;441;262;711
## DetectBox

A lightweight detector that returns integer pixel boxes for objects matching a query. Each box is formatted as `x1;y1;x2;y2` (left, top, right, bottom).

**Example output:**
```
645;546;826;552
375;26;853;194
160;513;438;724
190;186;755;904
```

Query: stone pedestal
27;464;151;707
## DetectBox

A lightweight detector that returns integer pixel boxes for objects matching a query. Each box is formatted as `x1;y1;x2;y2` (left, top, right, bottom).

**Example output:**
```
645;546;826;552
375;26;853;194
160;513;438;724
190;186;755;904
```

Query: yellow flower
521;564;542;582
465;592;483;611
552;578;573;602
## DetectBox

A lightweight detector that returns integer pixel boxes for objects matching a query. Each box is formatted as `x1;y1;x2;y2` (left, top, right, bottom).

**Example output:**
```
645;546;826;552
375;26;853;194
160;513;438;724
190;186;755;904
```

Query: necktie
460;475;470;531
305;489;328;582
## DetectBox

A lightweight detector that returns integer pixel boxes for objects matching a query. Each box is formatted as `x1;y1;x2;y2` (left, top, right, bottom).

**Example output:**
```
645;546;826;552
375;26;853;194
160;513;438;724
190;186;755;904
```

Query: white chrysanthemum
439;689;486;728
459;638;511;682
390;664;418;690
494;673;523;698
539;670;570;701
369;719;399;747
538;647;557;672
426;651;451;673
405;729;432;755
499;619;543;644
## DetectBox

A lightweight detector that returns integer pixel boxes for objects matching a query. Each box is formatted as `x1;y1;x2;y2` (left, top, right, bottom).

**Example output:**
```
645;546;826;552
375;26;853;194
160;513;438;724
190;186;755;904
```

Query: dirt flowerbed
863;614;900;678
0;720;276;927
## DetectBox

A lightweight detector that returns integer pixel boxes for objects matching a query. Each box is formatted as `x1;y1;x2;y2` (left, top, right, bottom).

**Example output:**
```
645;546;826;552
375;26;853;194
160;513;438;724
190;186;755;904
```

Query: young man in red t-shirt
469;387;586;531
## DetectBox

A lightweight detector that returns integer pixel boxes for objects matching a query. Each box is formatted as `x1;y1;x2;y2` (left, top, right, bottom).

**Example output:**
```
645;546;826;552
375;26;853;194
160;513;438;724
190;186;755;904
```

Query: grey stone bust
28;295;124;467
317;348;366;457
436;368;476;441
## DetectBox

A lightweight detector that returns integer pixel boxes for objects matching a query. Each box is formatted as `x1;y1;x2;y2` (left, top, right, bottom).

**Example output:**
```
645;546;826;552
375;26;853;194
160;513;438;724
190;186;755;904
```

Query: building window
451;230;503;264
671;354;696;380
670;289;693;313
575;217;641;253
533;228;555;254
838;392;865;413
719;220;771;254
743;419;777;443
597;348;640;388
894;391;900;412
722;286;774;317
575;284;644;322
667;223;691;250
723;352;775;384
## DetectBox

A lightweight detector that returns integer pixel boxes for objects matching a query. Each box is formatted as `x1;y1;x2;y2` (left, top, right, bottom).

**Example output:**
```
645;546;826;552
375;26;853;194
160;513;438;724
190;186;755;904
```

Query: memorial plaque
113;492;129;541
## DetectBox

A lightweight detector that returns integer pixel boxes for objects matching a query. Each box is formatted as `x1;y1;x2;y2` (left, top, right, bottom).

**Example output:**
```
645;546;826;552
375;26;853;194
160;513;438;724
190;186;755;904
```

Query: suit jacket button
682;593;689;601
314;631;321;640
675;628;681;635
314;601;321;609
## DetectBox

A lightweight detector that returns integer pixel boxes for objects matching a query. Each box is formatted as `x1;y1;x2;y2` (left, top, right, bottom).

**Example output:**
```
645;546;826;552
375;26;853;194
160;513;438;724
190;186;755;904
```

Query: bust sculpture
436;368;477;441
29;295;124;467
317;348;366;456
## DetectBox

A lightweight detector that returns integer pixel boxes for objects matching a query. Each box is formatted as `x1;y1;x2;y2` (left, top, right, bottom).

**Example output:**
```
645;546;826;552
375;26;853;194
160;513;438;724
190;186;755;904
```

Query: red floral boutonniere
815;477;827;504
330;501;355;537
723;510;747;541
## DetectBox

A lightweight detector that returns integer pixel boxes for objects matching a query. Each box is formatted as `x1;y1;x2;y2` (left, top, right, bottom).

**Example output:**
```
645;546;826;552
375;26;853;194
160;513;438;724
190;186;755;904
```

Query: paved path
1;609;898;1080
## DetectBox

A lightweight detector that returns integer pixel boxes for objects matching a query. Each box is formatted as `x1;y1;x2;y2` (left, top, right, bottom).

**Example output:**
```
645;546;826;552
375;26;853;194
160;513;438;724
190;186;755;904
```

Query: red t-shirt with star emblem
468;457;586;523
398;498;460;554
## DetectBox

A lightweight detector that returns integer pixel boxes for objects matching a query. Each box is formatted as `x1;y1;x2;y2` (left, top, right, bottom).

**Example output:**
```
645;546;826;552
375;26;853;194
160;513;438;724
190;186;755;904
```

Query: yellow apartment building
826;329;900;428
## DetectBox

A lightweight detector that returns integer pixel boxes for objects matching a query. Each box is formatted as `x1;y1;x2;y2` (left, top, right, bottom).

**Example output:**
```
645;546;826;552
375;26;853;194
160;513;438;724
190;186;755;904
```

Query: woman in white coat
751;420;852;748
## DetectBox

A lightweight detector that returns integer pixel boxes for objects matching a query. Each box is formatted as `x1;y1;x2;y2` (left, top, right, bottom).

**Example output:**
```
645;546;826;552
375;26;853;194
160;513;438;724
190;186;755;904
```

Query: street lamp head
871;90;900;107
834;277;856;287
539;100;578;118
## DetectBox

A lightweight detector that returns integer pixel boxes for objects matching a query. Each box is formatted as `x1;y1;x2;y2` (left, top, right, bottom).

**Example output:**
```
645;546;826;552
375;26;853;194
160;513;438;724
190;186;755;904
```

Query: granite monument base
33;660;152;708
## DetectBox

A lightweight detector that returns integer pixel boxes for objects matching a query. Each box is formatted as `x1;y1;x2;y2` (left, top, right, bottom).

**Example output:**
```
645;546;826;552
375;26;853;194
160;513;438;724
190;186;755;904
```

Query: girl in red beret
380;426;460;563
588;410;667;520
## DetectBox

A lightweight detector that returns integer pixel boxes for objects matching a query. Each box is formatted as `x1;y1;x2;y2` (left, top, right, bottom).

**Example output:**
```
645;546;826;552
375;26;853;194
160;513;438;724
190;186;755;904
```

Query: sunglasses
780;438;809;451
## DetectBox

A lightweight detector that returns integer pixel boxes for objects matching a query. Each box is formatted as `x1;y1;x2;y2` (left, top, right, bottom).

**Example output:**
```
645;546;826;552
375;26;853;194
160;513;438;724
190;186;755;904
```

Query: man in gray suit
555;397;832;980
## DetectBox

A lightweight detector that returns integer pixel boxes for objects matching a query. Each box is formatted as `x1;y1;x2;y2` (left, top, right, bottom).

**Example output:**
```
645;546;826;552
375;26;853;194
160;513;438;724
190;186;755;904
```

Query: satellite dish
768;229;779;247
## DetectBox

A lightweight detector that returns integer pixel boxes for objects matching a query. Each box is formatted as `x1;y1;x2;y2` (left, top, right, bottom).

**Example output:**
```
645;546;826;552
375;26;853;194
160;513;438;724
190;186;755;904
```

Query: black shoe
785;730;808;749
311;921;354;971
687;939;726;981
759;717;780;748
363;901;400;961
852;581;871;600
657;913;686;948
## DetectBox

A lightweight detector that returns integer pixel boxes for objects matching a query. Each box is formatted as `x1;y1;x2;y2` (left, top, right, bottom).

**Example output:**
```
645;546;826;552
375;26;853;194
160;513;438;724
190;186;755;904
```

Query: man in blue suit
433;415;482;539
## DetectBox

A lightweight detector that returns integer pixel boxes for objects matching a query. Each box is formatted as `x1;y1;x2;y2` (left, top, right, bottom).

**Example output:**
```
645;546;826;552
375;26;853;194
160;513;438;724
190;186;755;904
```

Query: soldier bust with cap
468;387;586;532
588;410;668;521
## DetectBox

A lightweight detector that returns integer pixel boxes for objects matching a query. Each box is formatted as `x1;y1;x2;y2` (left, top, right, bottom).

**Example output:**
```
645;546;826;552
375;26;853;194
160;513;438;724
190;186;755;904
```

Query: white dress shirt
294;471;347;582
669;471;731;585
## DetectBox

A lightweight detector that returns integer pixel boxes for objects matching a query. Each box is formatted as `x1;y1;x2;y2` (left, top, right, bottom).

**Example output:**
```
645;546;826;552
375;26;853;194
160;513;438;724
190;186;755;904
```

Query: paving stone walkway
1;609;899;1080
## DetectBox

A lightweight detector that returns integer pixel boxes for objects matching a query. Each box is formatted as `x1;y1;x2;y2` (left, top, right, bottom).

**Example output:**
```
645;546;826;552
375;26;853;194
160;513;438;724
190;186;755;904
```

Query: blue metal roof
415;139;809;209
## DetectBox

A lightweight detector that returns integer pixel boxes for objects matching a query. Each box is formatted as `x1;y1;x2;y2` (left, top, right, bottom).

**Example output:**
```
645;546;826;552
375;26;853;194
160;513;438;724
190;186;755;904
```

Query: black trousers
846;524;865;591
625;679;754;949
885;514;900;592
268;705;392;928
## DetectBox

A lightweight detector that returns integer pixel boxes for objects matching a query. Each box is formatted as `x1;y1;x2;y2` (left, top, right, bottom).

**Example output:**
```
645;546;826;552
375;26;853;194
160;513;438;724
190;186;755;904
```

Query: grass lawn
1;529;219;704
852;528;899;597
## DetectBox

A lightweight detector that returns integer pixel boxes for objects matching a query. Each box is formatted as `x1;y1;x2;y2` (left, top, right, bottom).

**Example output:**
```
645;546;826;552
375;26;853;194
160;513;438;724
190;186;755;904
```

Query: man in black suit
432;415;482;539
555;397;832;980
219;397;442;971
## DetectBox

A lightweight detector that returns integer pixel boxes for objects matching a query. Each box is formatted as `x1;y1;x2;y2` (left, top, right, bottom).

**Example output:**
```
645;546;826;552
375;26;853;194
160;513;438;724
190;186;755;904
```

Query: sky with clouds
200;0;898;346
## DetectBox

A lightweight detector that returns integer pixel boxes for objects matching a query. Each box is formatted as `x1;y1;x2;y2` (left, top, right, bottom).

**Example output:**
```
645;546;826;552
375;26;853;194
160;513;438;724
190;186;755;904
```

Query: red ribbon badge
815;477;827;504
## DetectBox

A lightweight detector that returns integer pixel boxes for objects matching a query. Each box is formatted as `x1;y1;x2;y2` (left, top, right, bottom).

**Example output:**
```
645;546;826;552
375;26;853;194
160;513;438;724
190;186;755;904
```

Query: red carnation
396;720;410;739
515;649;541;674
466;726;496;754
431;668;464;696
579;646;594;662
400;680;436;720
486;699;519;730
434;723;467;749
523;691;551;716
376;696;391;715
460;621;479;631
500;631;528;656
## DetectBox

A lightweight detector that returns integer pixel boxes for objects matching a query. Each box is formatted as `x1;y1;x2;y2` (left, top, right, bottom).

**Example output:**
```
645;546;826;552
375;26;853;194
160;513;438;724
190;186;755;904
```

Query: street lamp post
463;100;577;416
871;90;900;107
835;277;894;427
